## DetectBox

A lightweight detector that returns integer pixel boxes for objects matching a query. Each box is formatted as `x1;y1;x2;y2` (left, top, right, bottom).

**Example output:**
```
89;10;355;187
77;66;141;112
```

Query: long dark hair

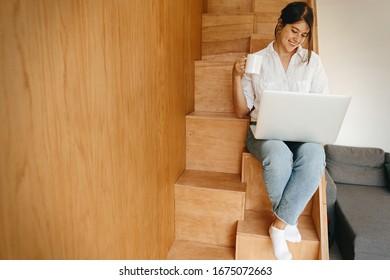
274;2;314;62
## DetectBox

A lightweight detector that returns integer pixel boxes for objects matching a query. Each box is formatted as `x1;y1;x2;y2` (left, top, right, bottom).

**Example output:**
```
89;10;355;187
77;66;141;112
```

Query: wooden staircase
167;0;328;260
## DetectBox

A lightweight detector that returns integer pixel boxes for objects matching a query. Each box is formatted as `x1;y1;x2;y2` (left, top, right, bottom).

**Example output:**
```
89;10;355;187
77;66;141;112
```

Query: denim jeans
246;129;326;225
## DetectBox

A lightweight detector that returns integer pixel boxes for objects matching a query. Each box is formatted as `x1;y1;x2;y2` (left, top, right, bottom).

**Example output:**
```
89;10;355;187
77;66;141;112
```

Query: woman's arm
232;58;251;118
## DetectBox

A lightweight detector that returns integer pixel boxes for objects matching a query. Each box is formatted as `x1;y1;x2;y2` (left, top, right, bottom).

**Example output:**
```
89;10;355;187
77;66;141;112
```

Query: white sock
285;224;301;243
269;225;292;260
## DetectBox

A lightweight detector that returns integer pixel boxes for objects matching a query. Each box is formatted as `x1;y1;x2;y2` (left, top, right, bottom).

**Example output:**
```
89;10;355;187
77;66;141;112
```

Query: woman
233;2;329;260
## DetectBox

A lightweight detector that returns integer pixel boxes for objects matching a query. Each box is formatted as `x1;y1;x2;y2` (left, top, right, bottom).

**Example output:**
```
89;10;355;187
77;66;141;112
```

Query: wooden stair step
176;169;247;192
167;240;235;260
202;13;255;56
254;16;278;37
186;112;248;174
202;14;255;42
205;0;254;14
175;169;246;247
195;60;235;113
253;0;297;13
236;210;320;260
202;52;247;62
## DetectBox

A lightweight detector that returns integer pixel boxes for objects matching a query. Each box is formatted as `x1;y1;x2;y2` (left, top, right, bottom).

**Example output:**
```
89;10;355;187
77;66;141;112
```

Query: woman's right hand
232;56;250;118
233;57;247;77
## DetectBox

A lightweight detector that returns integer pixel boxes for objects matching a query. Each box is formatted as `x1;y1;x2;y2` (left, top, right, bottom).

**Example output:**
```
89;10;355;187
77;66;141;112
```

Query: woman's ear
276;19;283;33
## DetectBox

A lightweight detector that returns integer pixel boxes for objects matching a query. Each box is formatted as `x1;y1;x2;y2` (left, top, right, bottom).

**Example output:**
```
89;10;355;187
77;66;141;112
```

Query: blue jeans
246;129;326;225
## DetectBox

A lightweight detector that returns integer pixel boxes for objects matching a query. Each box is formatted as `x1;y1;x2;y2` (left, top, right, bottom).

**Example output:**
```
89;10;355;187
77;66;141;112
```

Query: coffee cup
245;54;263;75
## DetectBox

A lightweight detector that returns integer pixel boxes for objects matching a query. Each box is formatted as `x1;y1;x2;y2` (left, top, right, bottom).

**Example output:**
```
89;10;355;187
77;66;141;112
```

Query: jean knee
260;141;293;188
297;143;326;170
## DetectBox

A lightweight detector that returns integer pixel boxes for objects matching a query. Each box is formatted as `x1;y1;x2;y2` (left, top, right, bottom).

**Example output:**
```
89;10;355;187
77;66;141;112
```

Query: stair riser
202;39;250;57
253;0;297;13
167;240;235;260
205;0;253;14
202;14;254;56
235;235;319;260
175;185;245;247
195;62;234;113
186;117;248;174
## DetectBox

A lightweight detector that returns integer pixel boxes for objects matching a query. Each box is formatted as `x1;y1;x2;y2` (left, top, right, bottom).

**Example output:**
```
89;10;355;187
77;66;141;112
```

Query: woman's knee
296;143;326;169
260;140;293;172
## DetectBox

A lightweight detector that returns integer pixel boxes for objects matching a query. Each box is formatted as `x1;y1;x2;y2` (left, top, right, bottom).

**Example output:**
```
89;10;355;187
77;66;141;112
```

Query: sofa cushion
335;183;390;259
325;145;387;187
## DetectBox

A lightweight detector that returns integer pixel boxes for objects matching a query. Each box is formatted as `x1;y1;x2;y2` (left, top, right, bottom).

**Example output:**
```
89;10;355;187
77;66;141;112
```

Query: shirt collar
267;41;305;59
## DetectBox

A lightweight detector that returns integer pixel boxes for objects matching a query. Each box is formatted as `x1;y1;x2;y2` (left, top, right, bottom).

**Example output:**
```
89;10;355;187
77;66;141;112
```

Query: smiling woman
231;1;329;260
274;1;314;64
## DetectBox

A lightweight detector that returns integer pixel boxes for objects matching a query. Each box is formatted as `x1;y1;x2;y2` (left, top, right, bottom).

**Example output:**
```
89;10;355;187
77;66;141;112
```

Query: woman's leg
275;142;326;225
246;130;294;260
246;130;293;213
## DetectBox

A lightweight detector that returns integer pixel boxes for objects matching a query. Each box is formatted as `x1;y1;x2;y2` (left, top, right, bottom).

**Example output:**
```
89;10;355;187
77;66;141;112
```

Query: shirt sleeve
241;73;256;110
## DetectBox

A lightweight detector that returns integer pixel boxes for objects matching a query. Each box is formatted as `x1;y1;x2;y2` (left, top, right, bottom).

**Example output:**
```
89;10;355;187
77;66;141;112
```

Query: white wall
316;0;390;152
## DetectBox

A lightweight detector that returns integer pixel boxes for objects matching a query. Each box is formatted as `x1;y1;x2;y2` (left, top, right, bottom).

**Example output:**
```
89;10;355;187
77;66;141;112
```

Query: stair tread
195;60;234;67
176;169;246;193
167;240;235;260
237;210;319;242
202;52;247;62
187;111;249;122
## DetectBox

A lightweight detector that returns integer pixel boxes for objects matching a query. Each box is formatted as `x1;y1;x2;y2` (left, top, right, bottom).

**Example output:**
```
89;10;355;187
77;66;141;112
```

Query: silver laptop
250;90;351;144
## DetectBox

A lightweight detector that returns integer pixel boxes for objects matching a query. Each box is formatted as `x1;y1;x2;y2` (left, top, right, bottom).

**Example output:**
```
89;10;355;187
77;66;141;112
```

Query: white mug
245;54;263;75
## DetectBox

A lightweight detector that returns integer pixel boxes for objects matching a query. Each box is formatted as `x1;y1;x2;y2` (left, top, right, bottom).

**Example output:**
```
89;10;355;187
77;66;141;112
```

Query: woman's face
277;20;310;53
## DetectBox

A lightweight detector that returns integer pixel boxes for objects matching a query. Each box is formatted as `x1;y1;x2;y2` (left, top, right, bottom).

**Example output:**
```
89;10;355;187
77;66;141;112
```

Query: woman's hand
233;57;247;77
232;56;250;118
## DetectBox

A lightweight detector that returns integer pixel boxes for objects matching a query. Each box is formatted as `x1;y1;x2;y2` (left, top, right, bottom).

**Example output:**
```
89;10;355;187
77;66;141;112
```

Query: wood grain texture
195;60;235;113
205;0;253;14
0;0;202;259
253;0;297;13
311;174;329;259
186;112;248;174
175;179;246;247
202;14;254;56
167;240;235;260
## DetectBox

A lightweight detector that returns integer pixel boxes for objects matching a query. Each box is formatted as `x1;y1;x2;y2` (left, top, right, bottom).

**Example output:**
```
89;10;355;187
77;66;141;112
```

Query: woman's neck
273;41;296;60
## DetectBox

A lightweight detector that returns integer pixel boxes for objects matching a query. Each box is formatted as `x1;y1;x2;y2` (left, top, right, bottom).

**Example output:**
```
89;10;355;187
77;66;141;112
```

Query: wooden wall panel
0;0;202;259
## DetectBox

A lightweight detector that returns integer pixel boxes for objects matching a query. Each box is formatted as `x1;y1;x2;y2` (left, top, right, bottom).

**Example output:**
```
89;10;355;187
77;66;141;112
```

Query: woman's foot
269;225;292;260
285;224;301;243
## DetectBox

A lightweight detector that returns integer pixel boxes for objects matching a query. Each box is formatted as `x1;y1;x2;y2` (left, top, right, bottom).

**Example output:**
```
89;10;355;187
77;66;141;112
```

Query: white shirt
242;42;329;121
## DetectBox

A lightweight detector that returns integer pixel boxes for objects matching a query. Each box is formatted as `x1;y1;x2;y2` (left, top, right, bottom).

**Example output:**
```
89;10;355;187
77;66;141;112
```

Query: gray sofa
324;144;390;259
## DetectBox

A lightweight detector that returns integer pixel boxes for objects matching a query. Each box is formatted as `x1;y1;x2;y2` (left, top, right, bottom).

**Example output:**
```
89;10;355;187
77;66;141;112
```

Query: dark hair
274;2;314;62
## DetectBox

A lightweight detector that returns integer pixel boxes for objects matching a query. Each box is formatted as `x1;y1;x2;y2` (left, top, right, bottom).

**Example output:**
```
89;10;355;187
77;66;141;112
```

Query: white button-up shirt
242;42;329;121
